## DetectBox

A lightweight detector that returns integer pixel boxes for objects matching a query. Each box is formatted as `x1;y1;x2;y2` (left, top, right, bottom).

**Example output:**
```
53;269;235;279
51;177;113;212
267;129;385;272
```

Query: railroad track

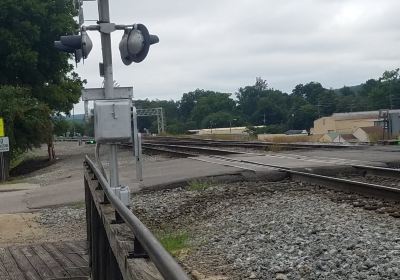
142;142;251;156
143;136;361;150
190;155;400;201
138;141;400;201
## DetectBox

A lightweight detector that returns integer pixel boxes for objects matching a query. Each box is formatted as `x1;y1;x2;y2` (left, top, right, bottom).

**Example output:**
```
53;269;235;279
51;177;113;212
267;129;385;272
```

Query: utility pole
55;0;158;199
97;0;119;190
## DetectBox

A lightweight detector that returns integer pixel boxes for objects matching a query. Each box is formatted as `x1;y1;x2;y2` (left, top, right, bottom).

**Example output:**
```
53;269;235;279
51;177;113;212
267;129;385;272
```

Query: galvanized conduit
85;155;190;280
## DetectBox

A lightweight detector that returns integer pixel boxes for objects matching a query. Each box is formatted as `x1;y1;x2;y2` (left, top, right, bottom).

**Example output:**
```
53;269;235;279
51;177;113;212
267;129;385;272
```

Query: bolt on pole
97;0;119;190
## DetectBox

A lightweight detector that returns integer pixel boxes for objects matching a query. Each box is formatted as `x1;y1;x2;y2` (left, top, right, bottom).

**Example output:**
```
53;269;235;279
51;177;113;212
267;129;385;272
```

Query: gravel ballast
35;206;86;243
132;180;400;280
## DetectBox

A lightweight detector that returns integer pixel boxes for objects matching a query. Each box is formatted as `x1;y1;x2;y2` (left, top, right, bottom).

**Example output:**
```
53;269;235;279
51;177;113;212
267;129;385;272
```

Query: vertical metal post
84;100;89;123
157;114;161;134
97;0;119;190
132;106;142;181
0;152;4;182
137;133;143;181
160;108;165;133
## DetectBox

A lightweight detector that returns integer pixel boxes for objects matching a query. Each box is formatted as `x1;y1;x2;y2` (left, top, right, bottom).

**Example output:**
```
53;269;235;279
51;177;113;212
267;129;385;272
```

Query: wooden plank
31;244;70;279
8;246;41;280
86;170;163;280
0;262;10;280
71;240;88;252
21;246;54;279
64;241;89;262
42;243;84;277
54;242;89;275
0;248;12;280
0;248;25;280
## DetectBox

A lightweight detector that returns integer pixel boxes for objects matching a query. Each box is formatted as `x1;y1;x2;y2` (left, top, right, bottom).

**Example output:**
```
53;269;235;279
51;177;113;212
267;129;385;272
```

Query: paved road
0;156;242;213
0;143;399;213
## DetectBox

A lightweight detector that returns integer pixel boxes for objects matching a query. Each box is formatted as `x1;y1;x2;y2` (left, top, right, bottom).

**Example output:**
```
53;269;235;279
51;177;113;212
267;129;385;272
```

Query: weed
157;231;189;256
70;200;86;209
187;180;212;191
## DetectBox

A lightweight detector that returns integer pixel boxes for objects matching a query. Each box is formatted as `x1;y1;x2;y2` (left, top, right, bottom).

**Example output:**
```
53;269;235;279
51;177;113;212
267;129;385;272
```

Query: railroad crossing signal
119;24;159;65
54;30;93;63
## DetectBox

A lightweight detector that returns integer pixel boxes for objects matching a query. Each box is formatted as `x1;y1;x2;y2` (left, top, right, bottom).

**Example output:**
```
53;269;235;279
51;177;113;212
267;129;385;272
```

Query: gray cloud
73;0;400;113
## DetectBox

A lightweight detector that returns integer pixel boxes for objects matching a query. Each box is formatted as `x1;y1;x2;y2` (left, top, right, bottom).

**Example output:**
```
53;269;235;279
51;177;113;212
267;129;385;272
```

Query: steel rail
141;145;195;157
352;164;400;179
143;143;247;155
204;155;400;200
143;136;360;149
85;155;190;280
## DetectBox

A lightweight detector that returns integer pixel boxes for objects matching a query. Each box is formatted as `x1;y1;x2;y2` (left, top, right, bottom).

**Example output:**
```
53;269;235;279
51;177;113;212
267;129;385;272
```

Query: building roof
335;134;358;141
285;130;306;135
316;110;400;122
332;109;400;117
356;126;384;135
326;132;339;139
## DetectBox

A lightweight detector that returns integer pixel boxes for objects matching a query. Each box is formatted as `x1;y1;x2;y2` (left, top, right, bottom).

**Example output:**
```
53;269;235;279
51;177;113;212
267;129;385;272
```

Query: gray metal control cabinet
94;99;132;143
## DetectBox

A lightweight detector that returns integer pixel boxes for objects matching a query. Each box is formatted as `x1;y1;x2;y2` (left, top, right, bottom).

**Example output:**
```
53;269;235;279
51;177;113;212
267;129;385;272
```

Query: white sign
0;137;9;152
82;87;133;101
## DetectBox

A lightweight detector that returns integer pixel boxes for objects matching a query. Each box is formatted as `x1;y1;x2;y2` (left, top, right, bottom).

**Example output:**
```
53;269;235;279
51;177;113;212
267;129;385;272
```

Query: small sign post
0;136;9;182
0;118;4;137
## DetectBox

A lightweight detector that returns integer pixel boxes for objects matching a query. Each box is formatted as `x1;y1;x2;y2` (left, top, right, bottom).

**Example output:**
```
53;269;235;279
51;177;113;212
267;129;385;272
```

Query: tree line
135;69;400;135
0;0;82;161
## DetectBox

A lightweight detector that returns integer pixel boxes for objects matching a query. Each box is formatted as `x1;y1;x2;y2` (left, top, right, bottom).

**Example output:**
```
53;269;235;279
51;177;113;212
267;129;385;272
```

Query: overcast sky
73;0;400;113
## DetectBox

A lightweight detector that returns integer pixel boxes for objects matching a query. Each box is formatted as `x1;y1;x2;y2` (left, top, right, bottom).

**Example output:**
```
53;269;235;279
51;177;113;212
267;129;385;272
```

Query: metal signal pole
97;0;119;189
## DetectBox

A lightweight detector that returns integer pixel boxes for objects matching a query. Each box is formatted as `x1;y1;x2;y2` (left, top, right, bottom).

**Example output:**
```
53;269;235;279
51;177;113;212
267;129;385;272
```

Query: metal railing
84;155;189;280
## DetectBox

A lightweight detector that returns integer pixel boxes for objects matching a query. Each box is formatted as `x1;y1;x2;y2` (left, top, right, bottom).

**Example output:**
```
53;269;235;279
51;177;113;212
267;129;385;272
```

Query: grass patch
187;179;213;191
10;153;34;170
157;231;189;256
70;200;86;209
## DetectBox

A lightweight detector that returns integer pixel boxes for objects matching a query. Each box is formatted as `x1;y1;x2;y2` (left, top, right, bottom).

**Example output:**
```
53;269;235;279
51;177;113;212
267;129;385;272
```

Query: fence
84;155;189;280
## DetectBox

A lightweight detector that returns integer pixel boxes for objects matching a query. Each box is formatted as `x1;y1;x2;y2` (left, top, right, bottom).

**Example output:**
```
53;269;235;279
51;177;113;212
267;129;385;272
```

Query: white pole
132;106;142;181
137;133;143;181
97;0;119;190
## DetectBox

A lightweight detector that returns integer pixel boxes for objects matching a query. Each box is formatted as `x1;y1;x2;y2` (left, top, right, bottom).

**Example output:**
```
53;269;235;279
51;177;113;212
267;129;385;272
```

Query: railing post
108;246;123;280
129;237;149;259
98;224;108;280
91;198;99;280
84;177;92;267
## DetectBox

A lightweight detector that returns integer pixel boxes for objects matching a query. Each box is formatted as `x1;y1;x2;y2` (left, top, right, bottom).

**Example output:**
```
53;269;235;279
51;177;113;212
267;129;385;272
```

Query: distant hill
333;84;363;94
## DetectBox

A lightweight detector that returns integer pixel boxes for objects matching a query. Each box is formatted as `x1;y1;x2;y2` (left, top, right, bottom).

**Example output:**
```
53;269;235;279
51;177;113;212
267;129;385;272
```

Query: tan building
332;134;358;143
353;126;384;142
312;110;400;135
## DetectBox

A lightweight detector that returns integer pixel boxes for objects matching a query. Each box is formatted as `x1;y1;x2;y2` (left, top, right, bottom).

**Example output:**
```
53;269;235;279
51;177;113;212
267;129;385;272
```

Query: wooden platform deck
0;240;89;280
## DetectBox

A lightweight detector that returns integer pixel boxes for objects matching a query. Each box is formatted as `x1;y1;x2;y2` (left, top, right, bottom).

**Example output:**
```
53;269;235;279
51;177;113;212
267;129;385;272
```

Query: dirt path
0;213;43;246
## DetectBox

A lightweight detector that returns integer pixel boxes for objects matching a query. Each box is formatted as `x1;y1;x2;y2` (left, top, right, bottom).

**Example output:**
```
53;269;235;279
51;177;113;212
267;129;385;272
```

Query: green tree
53;117;71;136
0;86;52;158
190;92;236;128
236;78;268;120
0;0;83;162
201;112;236;129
